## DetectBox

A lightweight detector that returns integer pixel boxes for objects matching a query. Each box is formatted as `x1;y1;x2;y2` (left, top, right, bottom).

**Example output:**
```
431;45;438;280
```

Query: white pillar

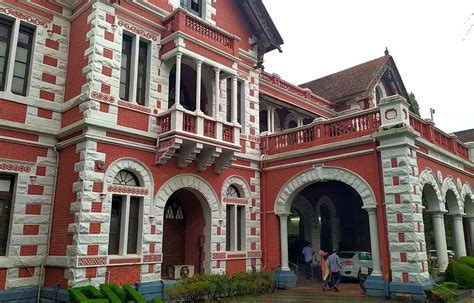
468;217;474;255
175;52;183;107
451;214;467;257
279;214;290;271
266;108;272;133
195;60;202;112
366;208;382;276
297;117;304;127
213;68;220;119
231;75;238;123
432;211;449;271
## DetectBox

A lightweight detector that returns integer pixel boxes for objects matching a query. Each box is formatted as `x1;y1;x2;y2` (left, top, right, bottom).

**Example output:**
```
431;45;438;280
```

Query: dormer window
181;0;202;17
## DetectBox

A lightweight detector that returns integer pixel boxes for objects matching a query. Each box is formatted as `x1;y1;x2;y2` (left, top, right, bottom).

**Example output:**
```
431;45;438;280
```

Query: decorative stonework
0;162;32;173
118;19;158;41
418;169;443;206
77;256;107;267
143;254;162;263
442;177;463;213
0;7;48;28
107;185;149;196
274;166;376;215
91;90;116;104
221;175;252;200
461;183;472;201
222;197;249;205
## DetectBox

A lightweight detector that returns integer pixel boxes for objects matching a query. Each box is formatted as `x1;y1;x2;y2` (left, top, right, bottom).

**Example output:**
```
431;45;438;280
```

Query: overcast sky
263;1;474;133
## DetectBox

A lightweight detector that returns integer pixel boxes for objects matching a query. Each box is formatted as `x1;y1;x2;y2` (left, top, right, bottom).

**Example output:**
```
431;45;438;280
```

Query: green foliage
431;283;456;303
151;298;164;303
442;282;458;290
123;285;147;303
166;272;274;302
99;284;125;303
459;256;474;269
445;260;474;290
408;92;420;116
69;285;107;303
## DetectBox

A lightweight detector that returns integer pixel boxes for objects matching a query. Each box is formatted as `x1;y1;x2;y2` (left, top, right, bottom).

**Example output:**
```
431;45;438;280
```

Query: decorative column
431;211;449;271
231;75;238;123
451;214;467;257
467;217;474;254
373;95;430;297
279;214;290;271
195;60;202;112
213;68;221;119
266;108;272;133
366;208;382;276
175;52;183;107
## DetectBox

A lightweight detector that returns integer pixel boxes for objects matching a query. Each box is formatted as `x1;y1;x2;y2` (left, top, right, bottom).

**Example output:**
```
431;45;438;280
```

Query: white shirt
302;246;313;262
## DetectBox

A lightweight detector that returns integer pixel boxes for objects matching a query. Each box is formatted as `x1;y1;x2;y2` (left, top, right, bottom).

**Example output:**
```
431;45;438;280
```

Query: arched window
108;170;142;255
225;184;245;251
113;170;140;186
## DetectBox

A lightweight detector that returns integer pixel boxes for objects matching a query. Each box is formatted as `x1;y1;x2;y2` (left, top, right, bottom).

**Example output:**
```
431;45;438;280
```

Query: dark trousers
331;271;341;288
302;261;312;278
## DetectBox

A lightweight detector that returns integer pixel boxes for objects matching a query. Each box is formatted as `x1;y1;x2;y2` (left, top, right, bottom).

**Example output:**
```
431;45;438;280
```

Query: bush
123;285;147;303
459;256;474;269
99;284;125;303
69;285;107;303
151;298;164;303
445;260;474;290
166;272;274;302
431;284;456;303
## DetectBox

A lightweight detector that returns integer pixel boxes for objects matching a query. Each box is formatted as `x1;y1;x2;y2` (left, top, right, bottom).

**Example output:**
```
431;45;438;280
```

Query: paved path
224;283;389;302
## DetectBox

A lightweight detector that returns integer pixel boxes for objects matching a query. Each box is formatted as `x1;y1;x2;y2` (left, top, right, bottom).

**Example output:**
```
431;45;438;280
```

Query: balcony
156;105;240;173
261;108;381;156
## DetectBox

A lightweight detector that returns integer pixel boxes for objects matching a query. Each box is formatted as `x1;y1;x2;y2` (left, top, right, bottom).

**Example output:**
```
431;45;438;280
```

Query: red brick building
0;0;472;301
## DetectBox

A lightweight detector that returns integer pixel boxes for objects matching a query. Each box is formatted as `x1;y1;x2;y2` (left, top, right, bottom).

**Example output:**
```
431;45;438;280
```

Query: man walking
327;249;342;291
301;242;314;279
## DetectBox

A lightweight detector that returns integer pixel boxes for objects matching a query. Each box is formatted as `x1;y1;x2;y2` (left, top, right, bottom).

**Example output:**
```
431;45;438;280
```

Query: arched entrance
162;189;206;277
462;184;474;255
155;174;221;278
275;166;382;278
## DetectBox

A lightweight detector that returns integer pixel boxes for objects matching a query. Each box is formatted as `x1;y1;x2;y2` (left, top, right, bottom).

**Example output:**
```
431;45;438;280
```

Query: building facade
0;0;472;301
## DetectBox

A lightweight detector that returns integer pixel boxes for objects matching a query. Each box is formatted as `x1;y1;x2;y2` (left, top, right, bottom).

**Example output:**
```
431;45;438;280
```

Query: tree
408;92;420;116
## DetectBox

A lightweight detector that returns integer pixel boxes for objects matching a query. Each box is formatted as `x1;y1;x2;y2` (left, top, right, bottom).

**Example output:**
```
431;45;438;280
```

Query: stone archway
442;177;466;257
155;174;221;275
462;184;474;255
274;166;381;276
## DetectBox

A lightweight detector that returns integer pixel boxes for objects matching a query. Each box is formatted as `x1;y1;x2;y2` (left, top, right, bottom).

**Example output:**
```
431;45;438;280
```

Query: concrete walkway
224;283;389;302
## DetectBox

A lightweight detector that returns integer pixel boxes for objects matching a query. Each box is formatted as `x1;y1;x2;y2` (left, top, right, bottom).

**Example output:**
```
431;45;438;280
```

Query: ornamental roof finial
384;47;389;56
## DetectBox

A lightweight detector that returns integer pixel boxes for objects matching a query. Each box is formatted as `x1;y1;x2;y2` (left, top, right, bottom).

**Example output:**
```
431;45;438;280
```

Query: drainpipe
37;144;60;303
260;153;268;271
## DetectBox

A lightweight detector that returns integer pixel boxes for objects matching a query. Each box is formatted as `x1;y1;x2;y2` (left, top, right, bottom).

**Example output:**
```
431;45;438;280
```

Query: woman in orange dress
319;250;330;291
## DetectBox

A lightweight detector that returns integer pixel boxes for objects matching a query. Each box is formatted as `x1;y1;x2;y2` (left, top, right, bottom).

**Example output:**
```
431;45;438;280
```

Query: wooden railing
222;124;233;143
163;9;239;56
157;114;171;133
183;112;197;133
261;109;380;155
204;118;216;138
409;114;469;161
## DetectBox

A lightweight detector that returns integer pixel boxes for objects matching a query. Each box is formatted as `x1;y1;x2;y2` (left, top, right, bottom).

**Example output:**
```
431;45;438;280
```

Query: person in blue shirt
301;242;314;279
327;249;342;291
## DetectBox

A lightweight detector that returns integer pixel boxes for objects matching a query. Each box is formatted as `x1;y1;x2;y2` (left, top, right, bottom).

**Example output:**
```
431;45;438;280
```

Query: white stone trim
154;174;221;274
419;169;443;206
274;166;377;215
104;158;154;191
461;183;473;201
221;175;251;199
442;176;463;214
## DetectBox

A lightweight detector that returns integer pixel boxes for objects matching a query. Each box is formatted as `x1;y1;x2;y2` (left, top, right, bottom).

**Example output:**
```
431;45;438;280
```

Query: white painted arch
104;158;154;189
274;166;377;215
221;175;251;199
419;169;445;212
442;176;463;214
154;174;221;274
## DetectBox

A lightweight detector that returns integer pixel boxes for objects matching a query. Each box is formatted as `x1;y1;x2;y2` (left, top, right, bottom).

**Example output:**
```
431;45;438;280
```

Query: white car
337;251;373;280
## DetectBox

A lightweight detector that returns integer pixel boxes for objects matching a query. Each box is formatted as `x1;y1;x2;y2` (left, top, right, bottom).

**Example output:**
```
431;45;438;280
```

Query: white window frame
120;30;151;106
224;185;246;252
180;0;204;18
0;173;16;258
0;16;36;97
109;194;143;256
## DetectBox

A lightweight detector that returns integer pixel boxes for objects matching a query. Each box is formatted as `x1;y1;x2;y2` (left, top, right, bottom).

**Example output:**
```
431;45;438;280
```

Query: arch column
278;214;290;271
450;214;467;257
430;211;449;271
467;216;474;255
174;52;183;107
366;208;382;276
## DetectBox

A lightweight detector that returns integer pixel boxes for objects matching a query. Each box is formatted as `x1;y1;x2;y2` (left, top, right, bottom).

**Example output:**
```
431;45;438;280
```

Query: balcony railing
261;109;381;155
157;106;240;146
163;9;240;57
410;114;469;161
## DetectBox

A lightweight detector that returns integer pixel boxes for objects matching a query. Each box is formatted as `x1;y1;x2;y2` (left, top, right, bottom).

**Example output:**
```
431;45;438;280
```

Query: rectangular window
119;35;132;101
225;204;246;252
0;19;12;91
11;25;33;96
0;174;14;256
181;0;202;17
136;41;148;106
225;204;231;251
108;195;122;255
237;81;243;125
127;197;140;254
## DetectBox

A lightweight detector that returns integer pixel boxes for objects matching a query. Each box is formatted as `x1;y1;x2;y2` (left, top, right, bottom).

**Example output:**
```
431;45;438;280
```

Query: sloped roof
454;129;474;143
238;0;283;54
300;55;401;103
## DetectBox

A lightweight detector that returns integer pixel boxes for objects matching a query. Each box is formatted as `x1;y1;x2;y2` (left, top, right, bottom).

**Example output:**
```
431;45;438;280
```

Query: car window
338;252;356;259
358;252;372;260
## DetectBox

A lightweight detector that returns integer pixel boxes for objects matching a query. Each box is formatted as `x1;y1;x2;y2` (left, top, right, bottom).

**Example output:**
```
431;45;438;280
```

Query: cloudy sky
263;1;474;133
